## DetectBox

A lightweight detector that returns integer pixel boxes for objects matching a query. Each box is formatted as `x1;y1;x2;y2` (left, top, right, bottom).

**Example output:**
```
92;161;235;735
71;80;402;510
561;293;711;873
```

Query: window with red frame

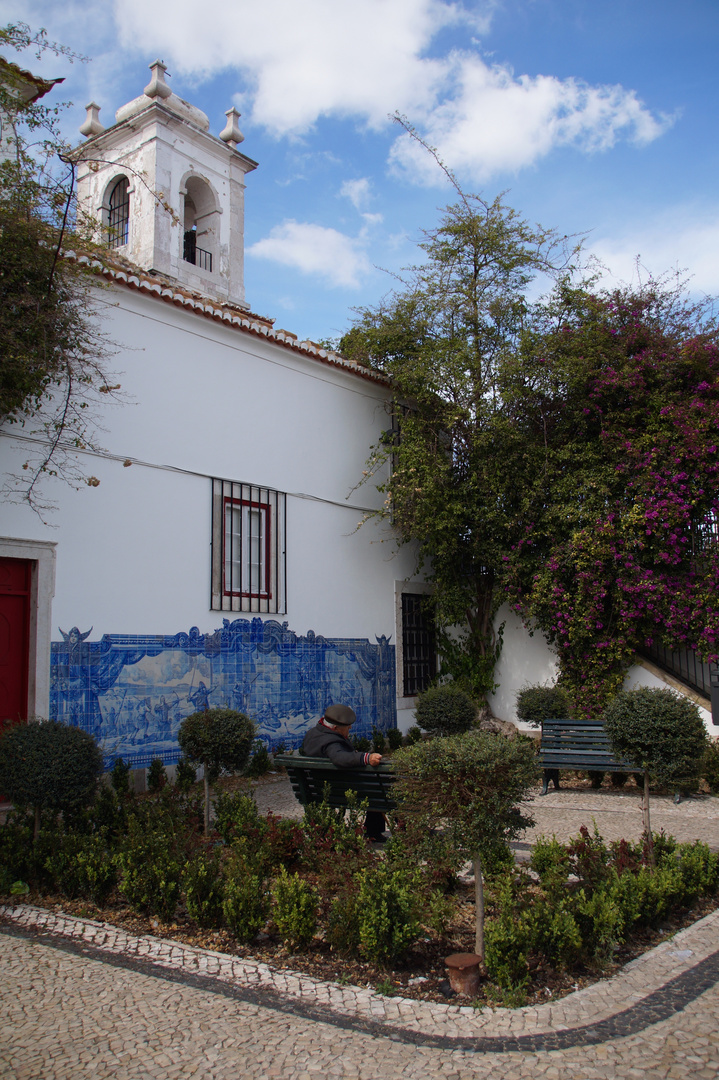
211;479;286;613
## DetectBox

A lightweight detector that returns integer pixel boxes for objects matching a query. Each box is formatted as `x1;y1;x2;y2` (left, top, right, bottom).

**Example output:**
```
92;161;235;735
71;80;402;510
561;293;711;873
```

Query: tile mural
51;619;396;769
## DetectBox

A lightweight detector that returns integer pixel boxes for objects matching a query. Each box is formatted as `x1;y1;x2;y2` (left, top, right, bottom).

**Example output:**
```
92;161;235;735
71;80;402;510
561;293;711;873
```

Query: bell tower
75;60;257;309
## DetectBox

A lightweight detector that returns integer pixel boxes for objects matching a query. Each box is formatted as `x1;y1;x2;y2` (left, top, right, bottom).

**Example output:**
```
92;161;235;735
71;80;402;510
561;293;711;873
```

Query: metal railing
183;231;213;272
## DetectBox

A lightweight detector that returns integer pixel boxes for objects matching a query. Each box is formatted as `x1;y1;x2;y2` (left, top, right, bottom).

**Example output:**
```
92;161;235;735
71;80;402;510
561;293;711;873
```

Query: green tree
604;688;708;864
392;730;537;960
342;188;572;697
0;23;122;515
177;709;256;833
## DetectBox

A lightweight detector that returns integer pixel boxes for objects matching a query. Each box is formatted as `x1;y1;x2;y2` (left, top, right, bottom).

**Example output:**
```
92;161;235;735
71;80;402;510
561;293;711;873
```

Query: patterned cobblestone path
2;904;718;1080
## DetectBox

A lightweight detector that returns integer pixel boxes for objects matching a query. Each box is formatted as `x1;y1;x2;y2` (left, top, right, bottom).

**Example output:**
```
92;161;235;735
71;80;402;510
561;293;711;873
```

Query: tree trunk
643;770;654;867
473;855;485;961
34;804;41;843
204;772;211;835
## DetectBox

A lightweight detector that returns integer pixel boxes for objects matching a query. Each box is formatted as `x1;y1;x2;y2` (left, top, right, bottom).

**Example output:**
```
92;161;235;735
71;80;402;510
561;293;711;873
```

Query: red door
0;558;31;732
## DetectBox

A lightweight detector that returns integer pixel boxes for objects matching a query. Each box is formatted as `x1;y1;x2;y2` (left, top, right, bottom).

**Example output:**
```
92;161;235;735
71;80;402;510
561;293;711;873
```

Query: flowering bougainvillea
505;282;719;716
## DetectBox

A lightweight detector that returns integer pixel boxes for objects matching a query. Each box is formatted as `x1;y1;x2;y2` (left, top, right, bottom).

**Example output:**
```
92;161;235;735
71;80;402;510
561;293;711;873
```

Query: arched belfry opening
182;175;218;274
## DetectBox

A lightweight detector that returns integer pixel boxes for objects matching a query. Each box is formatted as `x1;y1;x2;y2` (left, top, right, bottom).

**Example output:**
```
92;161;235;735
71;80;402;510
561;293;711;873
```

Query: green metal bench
273;752;398;813
538;718;636;796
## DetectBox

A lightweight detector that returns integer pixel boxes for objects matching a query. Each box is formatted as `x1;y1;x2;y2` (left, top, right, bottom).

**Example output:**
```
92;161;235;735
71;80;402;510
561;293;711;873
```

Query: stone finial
219;107;245;148
79;102;105;138
144;59;172;100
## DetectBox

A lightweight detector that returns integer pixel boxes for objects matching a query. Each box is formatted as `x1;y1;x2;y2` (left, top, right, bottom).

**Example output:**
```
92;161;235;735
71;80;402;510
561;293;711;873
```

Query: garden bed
8;885;719;1008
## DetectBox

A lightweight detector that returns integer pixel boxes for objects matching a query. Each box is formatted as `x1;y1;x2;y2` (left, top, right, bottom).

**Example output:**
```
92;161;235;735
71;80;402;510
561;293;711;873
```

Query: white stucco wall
488;603;717;736
0;284;419;642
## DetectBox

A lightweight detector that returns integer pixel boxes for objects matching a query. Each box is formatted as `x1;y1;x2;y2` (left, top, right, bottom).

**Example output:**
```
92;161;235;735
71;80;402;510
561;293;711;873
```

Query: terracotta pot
444;952;482;997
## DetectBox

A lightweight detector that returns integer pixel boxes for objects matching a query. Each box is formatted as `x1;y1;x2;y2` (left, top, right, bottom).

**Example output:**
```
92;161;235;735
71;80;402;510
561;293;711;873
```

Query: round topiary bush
516;684;571;727
415;684;476;737
603;688;708;790
178;709;255;780
178;708;256;832
0;719;103;837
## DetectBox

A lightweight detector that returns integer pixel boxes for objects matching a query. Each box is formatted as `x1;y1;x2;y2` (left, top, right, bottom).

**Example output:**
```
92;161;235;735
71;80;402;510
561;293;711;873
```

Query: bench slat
274;753;397;811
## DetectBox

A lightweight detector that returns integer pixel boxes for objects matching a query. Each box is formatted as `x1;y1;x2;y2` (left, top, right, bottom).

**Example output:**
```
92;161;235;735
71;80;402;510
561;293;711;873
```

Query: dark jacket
301;721;371;768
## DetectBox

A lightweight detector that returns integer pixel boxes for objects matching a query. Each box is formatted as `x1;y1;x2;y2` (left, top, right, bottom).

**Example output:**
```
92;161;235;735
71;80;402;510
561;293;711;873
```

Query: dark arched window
107;178;130;248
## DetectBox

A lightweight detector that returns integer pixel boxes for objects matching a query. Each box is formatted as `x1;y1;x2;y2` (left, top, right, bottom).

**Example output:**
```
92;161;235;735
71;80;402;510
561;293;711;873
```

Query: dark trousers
364;810;386;839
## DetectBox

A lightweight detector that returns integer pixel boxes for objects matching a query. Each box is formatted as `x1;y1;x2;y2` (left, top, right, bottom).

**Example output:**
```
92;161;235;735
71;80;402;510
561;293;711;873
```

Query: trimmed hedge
415;685;476;736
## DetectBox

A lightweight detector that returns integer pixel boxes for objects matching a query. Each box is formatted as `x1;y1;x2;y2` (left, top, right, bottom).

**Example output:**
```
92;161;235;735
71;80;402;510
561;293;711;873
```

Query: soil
17;885;719;1009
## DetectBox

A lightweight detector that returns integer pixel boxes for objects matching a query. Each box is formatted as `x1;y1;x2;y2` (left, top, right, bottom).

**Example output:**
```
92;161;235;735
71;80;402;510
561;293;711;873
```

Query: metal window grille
183;229;212;272
211;479;286;613
108;178;130;248
401;593;436;697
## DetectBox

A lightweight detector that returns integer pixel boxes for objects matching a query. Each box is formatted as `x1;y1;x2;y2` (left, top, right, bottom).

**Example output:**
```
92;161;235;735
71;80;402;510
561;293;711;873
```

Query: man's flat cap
324;704;356;727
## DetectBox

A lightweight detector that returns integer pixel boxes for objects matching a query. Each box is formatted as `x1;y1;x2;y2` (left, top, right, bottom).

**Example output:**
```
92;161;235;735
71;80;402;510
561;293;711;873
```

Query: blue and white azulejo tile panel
51;619;397;769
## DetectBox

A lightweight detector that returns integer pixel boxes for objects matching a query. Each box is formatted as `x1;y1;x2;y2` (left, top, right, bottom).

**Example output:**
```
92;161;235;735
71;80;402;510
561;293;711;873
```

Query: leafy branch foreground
1;776;717;1007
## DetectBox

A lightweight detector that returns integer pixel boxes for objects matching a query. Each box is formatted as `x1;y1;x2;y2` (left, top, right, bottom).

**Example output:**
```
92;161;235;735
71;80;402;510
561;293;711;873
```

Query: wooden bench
538;718;636;796
273;752;398;813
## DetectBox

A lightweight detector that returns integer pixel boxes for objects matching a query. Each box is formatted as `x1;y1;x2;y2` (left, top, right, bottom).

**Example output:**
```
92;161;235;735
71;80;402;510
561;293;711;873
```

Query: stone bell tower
75;60;257;309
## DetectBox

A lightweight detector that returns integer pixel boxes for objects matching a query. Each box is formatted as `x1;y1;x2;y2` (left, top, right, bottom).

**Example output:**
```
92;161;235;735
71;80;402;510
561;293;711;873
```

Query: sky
2;0;718;342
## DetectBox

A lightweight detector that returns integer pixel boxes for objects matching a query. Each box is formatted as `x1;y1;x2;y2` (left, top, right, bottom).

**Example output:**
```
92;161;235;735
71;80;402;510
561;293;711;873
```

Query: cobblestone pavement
2;782;718;1079
1;902;719;1079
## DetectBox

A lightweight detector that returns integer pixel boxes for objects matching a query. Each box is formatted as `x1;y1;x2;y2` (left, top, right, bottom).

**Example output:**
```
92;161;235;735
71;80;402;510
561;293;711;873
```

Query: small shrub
300;790;369;872
484;874;532;997
245;740;271;779
426;889;455;937
115;816;183;921
371;727;386;754
415;685;476;737
213;792;265;847
575;882;626;963
530;835;571;892
175;758;197;793
146;758;167;794
183;849;225;928
673;841;719;903
44;832;91;899
515;684;571;727
73;834;117;906
222;857;269;942
351;735;372;752
355;863;421;964
263;814;304;870
91;785;127;838
611;772;628;788
110;757;132;798
272;868;318;948
386;728;404;752
404;725;422;745
589;771;605;789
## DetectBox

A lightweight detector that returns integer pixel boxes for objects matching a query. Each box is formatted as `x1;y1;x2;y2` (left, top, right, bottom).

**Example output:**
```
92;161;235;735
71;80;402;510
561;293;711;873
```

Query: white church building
0;61;435;770
1;61;713;771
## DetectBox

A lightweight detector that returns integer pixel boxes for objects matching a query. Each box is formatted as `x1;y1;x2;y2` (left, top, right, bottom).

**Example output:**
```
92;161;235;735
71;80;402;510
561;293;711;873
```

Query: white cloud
247;221;372;288
587;207;719;296
14;0;672;185
389;53;673;182
341;178;372;211
114;0;464;134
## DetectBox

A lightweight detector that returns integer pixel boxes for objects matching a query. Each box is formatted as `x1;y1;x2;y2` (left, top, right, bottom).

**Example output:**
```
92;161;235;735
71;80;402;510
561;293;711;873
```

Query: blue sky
2;0;718;341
